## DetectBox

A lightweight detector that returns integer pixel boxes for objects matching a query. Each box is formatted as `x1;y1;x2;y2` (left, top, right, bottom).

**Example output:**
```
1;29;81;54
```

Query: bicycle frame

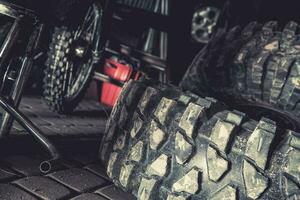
0;0;113;173
0;1;61;173
0;1;43;136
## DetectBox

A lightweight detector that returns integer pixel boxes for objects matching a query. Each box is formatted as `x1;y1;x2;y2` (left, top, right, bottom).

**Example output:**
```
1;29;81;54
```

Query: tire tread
100;80;300;200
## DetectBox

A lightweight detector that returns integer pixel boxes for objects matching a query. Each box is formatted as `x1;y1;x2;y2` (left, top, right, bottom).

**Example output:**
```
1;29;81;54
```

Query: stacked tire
99;79;300;200
181;21;300;126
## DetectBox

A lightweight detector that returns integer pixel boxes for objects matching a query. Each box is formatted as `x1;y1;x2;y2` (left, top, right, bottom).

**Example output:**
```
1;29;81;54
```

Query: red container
100;58;139;107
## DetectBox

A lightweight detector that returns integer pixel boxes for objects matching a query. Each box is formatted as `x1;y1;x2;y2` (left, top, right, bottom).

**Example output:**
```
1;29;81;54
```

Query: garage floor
0;96;135;200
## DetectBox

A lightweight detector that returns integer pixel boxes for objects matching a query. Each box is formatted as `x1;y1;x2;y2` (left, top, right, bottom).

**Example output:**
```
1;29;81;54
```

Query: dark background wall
6;0;300;85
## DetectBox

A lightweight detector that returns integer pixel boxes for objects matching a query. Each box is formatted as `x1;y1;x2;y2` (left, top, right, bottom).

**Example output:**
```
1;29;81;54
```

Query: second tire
100;79;300;200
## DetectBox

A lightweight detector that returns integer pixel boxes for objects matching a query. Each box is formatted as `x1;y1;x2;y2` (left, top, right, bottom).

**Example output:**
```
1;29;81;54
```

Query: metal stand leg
0;96;61;173
0;2;63;174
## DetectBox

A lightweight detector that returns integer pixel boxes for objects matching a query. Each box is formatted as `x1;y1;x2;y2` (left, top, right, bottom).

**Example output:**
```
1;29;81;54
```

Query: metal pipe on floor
0;95;61;173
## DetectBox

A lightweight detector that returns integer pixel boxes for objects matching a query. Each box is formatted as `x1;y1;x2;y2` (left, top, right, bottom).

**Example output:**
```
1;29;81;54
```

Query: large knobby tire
180;21;300;127
43;26;94;113
100;79;300;200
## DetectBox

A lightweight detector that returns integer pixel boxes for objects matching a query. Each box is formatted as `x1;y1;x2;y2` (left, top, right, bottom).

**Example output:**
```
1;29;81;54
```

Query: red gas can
100;57;140;107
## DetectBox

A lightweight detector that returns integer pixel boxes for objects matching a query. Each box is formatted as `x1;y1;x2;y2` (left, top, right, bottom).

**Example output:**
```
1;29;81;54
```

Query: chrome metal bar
0;2;61;174
0;23;44;137
159;0;169;83
160;0;169;60
0;57;32;135
93;71;124;87
0;18;21;65
91;2;104;62
0;1;36;19
15;23;44;100
0;18;21;137
0;95;61;160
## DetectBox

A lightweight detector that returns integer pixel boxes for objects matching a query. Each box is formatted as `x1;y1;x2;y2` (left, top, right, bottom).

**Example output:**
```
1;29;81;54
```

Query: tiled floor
12;96;109;137
0;96;135;200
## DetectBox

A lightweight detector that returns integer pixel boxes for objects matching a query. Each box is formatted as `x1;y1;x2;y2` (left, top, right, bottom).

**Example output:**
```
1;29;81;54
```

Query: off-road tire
181;21;300;123
43;26;93;114
100;79;300;200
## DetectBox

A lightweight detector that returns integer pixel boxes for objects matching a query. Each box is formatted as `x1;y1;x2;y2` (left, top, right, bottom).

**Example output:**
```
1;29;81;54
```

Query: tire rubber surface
181;21;300;121
43;26;93;113
100;79;300;200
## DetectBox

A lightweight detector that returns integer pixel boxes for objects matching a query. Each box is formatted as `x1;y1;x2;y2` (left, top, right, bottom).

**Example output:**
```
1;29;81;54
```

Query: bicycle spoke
74;6;94;40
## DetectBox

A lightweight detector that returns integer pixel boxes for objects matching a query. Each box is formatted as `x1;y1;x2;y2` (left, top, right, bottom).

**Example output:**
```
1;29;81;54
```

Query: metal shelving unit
105;0;171;83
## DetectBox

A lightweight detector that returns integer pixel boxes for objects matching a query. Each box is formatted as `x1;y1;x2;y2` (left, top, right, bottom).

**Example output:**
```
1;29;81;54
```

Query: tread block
118;81;134;102
281;21;298;49
125;81;145;108
179;102;206;139
263;40;279;51
241;21;260;38
185;91;201;99
270;57;293;103
289;131;300;150
166;194;187;200
211;185;237;200
129;141;144;162
197;97;214;109
100;143;110;163
295;103;300;116
257;118;276;133
283;176;300;197
278;61;300;108
247;21;278;98
146;154;169;177
137;177;157;200
234;45;248;64
243;160;268;199
119;163;135;188
210;120;236;152
113;134;126;151
226;111;245;126
107;152;118;178
118;106;129;128
278;83;296;107
130;115;143;138
149;121;166;150
249;53;269;97
262;21;278;33
178;95;192;105
263;54;280;101
172;168;200;194
110;81;132;120
154;97;176;125
286;89;300;110
105;123;119;141
175;132;193;165
207;146;229;182
284;148;300;183
245;119;276;169
138;87;158;115
233;59;247;92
